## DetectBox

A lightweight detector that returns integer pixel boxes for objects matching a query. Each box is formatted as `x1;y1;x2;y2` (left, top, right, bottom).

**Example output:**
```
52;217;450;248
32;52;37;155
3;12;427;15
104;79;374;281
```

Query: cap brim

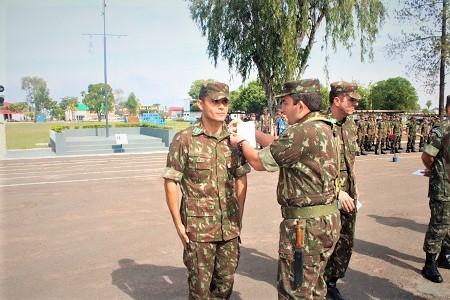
274;92;291;98
348;91;362;100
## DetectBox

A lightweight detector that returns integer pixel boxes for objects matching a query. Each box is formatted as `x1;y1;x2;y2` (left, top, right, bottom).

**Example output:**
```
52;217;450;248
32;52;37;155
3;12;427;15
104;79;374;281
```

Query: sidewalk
0;148;58;160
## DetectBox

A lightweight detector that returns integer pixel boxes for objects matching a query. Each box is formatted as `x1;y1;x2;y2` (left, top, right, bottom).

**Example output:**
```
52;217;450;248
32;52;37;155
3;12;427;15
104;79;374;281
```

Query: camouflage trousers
357;134;365;151
324;210;356;281
423;198;450;254
407;134;417;150
183;238;240;300
419;135;428;150
277;212;341;300
375;134;386;150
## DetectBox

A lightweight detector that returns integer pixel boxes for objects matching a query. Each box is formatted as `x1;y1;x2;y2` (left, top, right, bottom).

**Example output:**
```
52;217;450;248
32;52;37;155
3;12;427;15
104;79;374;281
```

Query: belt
281;202;338;219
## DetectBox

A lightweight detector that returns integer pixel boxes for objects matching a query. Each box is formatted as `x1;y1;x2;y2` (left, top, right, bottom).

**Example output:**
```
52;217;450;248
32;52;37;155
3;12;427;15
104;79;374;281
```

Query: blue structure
36;113;46;123
141;113;166;126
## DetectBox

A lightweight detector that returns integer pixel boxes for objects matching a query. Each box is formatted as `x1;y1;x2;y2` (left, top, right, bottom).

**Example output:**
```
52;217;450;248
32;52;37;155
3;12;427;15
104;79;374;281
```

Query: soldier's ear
197;99;204;111
333;96;341;107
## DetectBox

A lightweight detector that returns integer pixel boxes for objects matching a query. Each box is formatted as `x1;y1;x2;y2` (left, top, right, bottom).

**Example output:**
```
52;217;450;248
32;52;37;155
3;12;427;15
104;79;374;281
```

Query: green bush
175;117;185;122
82;124;111;129
140;123;172;129
115;123;141;128
51;125;70;133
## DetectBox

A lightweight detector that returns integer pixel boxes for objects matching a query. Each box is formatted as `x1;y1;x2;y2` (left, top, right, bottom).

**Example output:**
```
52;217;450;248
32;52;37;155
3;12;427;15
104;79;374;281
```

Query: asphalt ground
1;150;449;299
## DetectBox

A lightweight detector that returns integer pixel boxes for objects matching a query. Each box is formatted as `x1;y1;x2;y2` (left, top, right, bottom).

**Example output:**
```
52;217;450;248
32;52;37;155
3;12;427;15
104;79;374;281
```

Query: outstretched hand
228;118;243;133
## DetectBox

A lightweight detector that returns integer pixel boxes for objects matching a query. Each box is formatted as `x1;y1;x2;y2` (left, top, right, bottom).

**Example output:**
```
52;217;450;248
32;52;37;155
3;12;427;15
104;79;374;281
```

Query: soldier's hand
423;168;431;177
338;191;356;213
230;133;245;148
228;119;243;133
176;224;190;250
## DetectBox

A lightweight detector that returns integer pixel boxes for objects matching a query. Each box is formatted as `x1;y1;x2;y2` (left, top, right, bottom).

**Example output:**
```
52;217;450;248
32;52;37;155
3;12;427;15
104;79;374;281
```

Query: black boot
326;279;347;300
437;249;450;269
381;149;387;154
374;146;379;155
360;150;367;156
422;253;443;283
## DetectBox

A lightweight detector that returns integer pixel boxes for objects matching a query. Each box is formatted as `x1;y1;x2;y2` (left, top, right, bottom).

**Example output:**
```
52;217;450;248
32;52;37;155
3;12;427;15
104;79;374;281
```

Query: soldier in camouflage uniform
324;81;361;300
406;117;418;152
260;107;271;134
385;115;393;151
419;118;430;151
421;100;450;283
230;79;341;299
163;82;251;299
365;116;376;151
374;114;387;155
356;115;367;156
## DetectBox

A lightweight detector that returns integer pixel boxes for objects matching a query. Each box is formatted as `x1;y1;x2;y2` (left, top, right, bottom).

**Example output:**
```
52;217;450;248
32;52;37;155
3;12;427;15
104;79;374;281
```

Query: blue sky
1;0;446;109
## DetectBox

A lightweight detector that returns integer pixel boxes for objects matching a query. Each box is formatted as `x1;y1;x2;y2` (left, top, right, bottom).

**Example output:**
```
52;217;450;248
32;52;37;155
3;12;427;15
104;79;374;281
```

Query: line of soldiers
356;114;441;155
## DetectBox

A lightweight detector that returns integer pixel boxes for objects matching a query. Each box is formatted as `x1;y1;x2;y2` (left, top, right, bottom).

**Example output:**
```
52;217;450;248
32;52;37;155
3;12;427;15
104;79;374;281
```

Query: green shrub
175;117;185;122
82;124;111;129
115;123;141;128
140;123;172;129
51;125;70;133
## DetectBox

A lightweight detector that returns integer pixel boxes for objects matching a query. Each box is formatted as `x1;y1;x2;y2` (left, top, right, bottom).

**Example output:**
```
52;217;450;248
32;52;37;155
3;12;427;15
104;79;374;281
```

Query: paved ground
1;150;449;299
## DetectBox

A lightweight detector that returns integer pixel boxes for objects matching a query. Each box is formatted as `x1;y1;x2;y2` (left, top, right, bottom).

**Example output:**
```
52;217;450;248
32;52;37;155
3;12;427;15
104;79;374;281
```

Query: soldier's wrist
237;139;248;151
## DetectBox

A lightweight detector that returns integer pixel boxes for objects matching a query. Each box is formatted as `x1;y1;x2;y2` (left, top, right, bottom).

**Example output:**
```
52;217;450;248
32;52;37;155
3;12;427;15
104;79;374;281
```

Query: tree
124;92;140;115
188;0;386;115
49;100;65;120
386;0;449;117
113;89;125;116
59;97;79;121
81;83;114;121
21;76;52;122
426;100;433;111
230;80;266;114
355;83;371;110
188;79;215;99
368;77;420;111
8;102;29;113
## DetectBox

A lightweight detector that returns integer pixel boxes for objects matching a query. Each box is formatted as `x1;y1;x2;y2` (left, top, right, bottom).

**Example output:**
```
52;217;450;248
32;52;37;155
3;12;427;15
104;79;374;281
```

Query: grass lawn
5;120;191;150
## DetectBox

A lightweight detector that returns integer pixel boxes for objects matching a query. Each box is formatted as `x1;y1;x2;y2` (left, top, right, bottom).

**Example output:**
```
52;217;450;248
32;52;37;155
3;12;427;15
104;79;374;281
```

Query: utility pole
82;0;126;137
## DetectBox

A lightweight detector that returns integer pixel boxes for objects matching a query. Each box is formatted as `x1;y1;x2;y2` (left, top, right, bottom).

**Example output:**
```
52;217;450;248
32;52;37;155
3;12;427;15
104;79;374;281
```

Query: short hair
329;90;346;105
291;92;322;112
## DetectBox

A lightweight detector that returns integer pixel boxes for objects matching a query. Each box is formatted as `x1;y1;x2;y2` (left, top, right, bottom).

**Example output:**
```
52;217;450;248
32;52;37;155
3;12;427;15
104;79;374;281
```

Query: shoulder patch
431;126;443;138
193;127;202;135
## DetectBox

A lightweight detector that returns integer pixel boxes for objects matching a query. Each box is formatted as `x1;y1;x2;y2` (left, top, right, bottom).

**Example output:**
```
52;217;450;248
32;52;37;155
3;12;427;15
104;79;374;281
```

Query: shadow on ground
111;246;277;299
368;214;428;234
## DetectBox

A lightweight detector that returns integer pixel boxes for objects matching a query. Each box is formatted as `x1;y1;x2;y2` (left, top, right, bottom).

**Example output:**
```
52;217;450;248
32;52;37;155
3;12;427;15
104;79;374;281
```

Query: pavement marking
1;174;161;188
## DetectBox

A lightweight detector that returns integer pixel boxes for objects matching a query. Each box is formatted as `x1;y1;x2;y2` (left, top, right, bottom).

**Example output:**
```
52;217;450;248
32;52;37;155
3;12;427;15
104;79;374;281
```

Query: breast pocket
187;153;212;182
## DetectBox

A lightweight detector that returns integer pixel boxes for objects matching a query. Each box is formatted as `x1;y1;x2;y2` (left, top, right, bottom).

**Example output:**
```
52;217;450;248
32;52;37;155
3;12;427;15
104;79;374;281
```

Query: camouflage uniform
365;117;376;151
260;80;340;299
391;117;402;152
423;119;450;254
324;82;361;296
419;119;430;151
385;116;393;150
356;117;367;155
406;118;418;152
260;109;271;134
163;83;251;300
375;116;387;154
421;118;450;282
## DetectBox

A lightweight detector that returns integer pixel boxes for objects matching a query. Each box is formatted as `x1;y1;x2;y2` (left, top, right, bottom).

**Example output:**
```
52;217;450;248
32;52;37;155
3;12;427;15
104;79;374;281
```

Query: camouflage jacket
259;112;338;207
392;121;402;135
333;115;359;199
377;120;387;136
366;121;376;135
420;122;429;136
260;114;271;131
162;120;251;242
357;120;366;136
407;122;418;135
424;119;450;201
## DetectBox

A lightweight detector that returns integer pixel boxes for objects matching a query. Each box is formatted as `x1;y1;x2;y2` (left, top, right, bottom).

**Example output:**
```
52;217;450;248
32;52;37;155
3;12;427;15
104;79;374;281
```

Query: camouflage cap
274;79;321;98
330;81;362;100
199;82;230;100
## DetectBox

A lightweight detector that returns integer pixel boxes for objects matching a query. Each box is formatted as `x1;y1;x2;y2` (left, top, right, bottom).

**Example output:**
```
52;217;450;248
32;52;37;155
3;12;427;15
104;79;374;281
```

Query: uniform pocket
187;153;212;182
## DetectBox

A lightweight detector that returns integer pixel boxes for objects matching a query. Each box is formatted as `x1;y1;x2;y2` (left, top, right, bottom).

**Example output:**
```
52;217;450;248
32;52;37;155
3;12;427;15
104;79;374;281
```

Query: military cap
199;82;230;100
274;78;321;98
330;81;362;100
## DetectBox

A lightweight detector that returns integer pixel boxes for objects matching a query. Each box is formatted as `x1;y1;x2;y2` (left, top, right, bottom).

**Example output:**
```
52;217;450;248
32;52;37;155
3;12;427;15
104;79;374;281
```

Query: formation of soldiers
355;114;441;155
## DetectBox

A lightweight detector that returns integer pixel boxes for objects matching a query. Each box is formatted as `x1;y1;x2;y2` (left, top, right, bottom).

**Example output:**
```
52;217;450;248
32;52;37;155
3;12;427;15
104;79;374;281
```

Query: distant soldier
397;115;404;150
366;115;376;151
375;114;387;155
406;117;418;152
385;115;393;150
420;100;450;283
391;116;402;153
419;118;430;151
356;115;367;156
259;108;271;134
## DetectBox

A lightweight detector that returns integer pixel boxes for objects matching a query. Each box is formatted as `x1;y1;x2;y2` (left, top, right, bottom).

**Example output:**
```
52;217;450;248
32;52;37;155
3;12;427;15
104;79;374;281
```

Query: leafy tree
113;89;125;115
426;100;433;110
386;0;449;117
59;97;79;111
355;84;371;110
124;92;140;115
8;102;29;113
188;79;215;99
188;0;385;115
21;76;52;122
81;83;114;121
368;77;420;111
231;81;266;114
49;100;65;120
190;103;201;111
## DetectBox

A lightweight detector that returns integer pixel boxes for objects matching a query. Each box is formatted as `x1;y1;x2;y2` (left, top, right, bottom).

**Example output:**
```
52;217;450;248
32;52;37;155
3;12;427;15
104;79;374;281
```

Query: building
0;102;25;122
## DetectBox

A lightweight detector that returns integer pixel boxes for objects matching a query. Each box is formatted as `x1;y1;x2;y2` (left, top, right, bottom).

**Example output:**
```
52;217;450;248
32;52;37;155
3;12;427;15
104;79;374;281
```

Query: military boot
406;146;410;153
437;249;450;269
422;253;443;283
326;279;347;300
381;149;387;154
374;145;379;155
360;150;367;156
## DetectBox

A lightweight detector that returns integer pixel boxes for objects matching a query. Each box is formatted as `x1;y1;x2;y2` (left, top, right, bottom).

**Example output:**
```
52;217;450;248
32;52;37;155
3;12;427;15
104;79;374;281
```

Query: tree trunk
439;0;447;117
253;55;276;117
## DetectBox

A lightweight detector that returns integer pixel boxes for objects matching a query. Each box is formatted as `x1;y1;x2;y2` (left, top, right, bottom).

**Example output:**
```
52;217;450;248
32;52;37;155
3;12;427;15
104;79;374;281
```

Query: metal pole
103;0;109;137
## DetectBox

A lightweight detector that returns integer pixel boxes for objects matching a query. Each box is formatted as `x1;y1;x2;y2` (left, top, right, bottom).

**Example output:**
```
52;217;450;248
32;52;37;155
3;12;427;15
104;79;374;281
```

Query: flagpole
103;0;109;138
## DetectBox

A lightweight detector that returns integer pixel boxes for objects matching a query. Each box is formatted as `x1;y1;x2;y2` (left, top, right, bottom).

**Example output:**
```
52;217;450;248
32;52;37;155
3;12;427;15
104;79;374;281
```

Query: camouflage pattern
184;238;240;299
419;119;430;150
163;120;251;298
365;116;376;151
375;116;387;152
274;79;321;98
259;112;271;134
385;116;393;149
258;111;341;299
357;117;367;152
407;119;418;151
391;117;403;151
330;81;362;99
198;82;230;100
423;119;450;254
324;115;358;281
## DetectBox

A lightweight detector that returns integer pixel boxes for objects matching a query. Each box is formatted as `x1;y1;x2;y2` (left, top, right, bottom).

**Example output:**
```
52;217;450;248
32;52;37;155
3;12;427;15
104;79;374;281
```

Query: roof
0;109;24;114
169;106;183;111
